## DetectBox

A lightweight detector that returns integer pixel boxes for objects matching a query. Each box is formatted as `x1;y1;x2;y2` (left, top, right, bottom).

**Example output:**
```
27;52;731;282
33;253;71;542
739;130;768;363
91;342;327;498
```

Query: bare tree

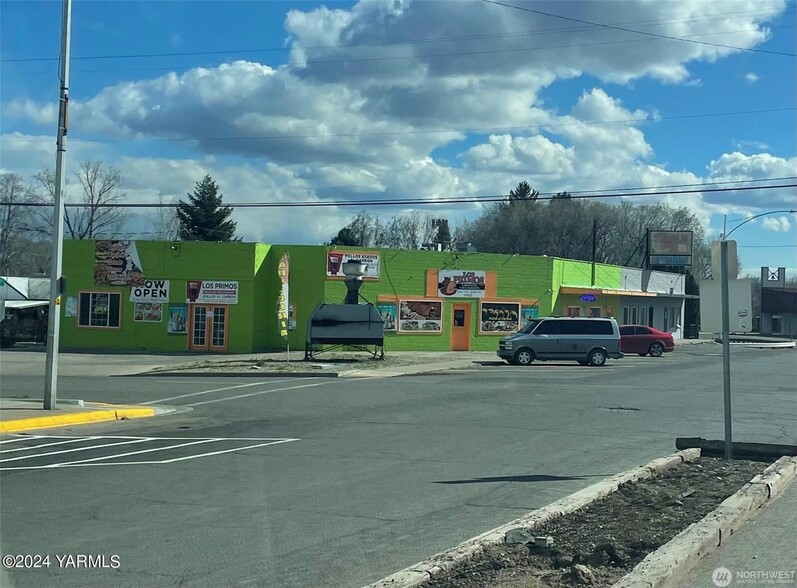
147;195;180;240
0;174;32;273
378;211;437;250
29;161;129;240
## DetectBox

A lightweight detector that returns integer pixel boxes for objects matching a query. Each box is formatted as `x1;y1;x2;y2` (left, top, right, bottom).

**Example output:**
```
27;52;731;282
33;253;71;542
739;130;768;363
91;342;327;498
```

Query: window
670;306;678;329
78;292;121;328
772;315;783;333
584;320;613;335
566;306;581;317
619;326;635;336
534;320;559;335
590;307;602;318
453;309;465;327
623;307;629;324
631;306;638;324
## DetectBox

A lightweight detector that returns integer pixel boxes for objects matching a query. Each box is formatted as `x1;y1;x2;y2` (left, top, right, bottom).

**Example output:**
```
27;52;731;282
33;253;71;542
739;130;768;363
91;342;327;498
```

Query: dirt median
425;457;768;588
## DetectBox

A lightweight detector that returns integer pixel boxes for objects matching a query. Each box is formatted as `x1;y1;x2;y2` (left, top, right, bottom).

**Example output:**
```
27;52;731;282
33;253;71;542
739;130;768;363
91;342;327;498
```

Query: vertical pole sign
277;251;290;362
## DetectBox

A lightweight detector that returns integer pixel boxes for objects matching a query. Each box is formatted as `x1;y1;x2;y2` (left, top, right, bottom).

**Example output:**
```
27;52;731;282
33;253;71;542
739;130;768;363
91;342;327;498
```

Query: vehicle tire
577;360;588;366
514;348;535;366
0;337;15;348
649;342;664;357
588;349;607;366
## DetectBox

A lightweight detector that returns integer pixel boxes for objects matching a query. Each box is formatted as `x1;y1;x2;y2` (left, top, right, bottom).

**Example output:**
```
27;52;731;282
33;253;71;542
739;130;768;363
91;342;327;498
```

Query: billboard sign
761;266;786;289
438;270;486;298
326;251;380;279
94;240;145;286
186;280;239;304
649;231;693;266
130;280;169;303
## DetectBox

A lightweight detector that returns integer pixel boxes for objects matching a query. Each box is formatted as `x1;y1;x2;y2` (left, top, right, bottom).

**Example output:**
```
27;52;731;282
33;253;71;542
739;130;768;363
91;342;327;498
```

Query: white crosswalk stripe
0;434;299;471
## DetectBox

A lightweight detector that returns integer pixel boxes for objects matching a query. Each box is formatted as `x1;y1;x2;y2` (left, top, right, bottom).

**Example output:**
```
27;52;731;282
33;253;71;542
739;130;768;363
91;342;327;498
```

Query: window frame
78;291;122;330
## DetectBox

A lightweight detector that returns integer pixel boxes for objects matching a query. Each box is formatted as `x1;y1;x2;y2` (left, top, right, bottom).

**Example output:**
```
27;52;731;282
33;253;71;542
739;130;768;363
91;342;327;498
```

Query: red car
619;325;675;357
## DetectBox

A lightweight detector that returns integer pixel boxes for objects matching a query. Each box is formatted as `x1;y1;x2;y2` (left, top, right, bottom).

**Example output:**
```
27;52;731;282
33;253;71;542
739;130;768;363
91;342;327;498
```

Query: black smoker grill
304;302;385;360
305;258;384;360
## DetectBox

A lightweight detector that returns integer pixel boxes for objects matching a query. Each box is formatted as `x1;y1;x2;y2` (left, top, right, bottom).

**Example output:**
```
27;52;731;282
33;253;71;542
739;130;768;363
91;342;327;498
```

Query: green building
59;240;687;353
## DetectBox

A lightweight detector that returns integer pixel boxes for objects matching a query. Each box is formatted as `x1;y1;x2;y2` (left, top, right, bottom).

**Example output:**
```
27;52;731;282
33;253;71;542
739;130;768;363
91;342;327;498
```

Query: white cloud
761;216;792;232
732;139;770;152
745;72;759;83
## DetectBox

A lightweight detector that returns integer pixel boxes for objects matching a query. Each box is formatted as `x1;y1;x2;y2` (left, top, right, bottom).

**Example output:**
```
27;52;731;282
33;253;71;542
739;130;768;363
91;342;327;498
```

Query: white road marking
185;380;340;406
0;436;100;454
54;438;220;466
0;436;43;444
141;378;307;405
0;438;153;463
0;435;300;471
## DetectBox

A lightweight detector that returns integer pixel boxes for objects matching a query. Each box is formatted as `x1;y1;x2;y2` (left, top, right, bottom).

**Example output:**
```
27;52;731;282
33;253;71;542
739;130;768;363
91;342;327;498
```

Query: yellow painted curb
0;406;156;434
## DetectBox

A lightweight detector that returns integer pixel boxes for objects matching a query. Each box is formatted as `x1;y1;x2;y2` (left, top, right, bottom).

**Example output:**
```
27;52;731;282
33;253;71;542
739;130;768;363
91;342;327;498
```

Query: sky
1;0;795;278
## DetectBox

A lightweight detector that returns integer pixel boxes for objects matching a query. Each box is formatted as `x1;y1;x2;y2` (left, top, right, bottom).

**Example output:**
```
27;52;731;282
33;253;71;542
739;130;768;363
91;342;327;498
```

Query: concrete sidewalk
0;398;160;434
684;478;797;587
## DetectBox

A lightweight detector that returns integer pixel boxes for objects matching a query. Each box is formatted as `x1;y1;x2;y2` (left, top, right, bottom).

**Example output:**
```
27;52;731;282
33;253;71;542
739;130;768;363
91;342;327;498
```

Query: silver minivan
497;317;623;366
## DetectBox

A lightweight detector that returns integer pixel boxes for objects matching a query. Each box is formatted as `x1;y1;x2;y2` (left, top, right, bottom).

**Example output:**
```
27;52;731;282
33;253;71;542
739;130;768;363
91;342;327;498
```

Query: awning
4;300;49;310
560;286;656;298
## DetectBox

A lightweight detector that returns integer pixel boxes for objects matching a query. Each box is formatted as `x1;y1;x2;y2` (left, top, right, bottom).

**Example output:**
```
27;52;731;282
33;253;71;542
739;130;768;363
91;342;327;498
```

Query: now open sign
130;280;170;303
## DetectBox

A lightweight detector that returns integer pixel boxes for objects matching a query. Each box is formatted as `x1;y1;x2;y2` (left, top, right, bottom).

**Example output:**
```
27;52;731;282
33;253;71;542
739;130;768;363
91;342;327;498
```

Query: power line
4;183;795;210
3;7;791;64
481;0;797;57
3;106;793;144
737;245;797;248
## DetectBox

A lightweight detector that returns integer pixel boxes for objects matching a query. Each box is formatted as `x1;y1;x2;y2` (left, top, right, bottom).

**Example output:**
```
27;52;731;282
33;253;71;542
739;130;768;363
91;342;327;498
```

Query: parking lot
1;344;795;588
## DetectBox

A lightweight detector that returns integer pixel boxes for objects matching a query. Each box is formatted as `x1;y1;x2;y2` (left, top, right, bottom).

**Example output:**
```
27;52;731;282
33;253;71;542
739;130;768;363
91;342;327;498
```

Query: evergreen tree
433;218;451;249
177;175;238;241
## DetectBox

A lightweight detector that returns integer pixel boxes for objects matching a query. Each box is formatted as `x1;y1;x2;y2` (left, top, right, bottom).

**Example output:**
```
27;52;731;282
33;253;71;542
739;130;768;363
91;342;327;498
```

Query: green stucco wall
60;240;260;353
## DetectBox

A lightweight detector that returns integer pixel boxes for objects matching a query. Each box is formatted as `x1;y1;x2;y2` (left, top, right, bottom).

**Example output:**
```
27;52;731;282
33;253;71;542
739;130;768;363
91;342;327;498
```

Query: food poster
376;302;397;331
521;305;539;328
64;297;77;318
167;304;188;334
480;301;520;333
94;240;145;286
398;299;442;333
326;251;381;279
134;302;163;322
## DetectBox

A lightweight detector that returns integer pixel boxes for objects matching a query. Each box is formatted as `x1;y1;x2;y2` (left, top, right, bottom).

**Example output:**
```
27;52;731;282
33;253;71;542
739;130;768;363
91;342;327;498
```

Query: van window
583;320;614;335
533;320;559;335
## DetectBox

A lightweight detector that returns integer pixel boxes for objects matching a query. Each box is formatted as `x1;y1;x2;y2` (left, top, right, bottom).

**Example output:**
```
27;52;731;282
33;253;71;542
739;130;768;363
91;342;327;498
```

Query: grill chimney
342;261;367;304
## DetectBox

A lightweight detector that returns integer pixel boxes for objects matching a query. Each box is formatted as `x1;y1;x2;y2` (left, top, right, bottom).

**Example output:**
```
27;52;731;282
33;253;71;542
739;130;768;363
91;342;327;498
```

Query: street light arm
724;209;797;239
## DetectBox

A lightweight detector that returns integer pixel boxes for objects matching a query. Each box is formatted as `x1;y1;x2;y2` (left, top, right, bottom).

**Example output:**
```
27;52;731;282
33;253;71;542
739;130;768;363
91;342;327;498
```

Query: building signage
186;280;239;304
398;299;442;333
94;240;145;286
579;293;597;302
480;301;520;333
326;251;380;279
277;252;290;339
130;280;170;303
377;302;397;331
648;231;693;266
761;266;786;289
134;302;163;322
438;270;486;298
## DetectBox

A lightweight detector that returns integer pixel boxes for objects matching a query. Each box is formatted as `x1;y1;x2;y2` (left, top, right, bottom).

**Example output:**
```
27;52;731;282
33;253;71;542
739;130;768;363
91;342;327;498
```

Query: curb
0;404;157;434
364;449;700;588
611;455;797;588
135;360;479;379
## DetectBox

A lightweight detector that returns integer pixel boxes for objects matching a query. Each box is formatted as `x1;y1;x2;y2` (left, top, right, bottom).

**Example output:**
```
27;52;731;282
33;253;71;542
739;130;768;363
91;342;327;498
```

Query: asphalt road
1;345;795;588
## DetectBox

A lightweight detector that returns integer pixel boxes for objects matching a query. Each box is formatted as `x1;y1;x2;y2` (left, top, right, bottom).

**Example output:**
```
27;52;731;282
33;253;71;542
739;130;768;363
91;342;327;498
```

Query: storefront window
78;292;121;328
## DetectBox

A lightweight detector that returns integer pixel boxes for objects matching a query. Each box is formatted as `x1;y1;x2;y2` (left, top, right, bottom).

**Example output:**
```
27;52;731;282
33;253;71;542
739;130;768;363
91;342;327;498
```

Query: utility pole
590;218;597;286
44;0;72;410
720;240;732;459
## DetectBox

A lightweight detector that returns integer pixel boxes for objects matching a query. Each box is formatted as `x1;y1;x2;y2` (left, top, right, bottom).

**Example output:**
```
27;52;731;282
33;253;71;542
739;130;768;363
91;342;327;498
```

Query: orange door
450;303;471;351
189;304;229;351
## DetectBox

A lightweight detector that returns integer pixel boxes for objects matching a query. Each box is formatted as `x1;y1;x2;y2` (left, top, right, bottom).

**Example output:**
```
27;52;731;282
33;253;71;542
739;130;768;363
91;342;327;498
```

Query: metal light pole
718;209;796;458
44;0;72;410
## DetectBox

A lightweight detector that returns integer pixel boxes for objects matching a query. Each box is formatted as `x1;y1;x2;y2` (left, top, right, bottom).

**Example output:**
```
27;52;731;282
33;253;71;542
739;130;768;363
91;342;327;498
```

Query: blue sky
1;0;795;277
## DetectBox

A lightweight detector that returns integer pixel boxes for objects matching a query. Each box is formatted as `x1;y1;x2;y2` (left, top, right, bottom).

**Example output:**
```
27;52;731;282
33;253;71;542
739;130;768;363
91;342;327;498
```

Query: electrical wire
481;0;796;57
4;183;795;209
3;6;791;64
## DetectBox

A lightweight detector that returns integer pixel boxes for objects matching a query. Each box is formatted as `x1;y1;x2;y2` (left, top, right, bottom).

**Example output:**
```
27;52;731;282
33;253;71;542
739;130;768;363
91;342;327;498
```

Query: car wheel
514;348;534;366
649;343;664;357
588;349;607;366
